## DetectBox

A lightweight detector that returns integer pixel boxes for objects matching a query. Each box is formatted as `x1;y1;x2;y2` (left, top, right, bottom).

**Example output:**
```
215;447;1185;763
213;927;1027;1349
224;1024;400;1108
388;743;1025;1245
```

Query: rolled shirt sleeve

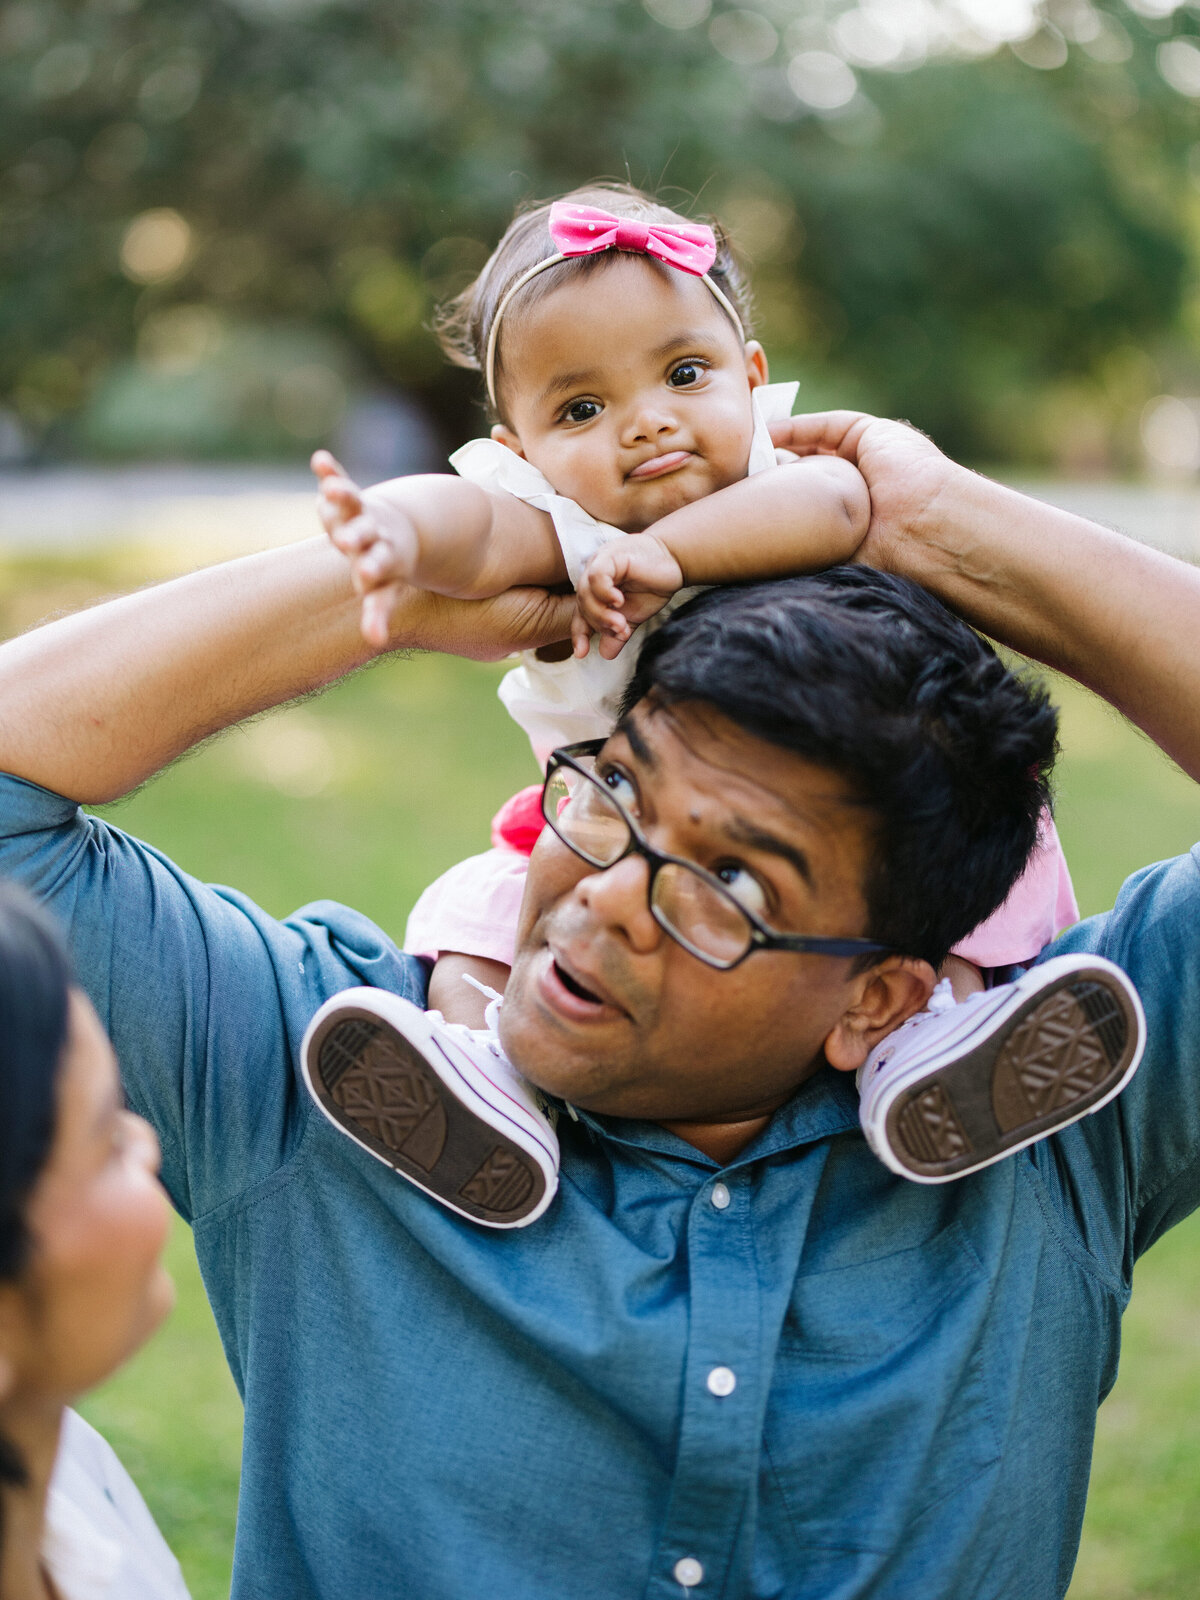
0;771;425;1222
1033;845;1200;1281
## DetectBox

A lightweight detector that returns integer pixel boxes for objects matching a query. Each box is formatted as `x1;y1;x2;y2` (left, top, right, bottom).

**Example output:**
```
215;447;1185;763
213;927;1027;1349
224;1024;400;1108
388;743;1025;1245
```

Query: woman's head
0;885;171;1442
437;183;768;532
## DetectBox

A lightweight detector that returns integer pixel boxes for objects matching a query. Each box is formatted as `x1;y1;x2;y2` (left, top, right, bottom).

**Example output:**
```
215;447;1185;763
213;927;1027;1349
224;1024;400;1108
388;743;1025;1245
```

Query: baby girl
299;183;1144;1228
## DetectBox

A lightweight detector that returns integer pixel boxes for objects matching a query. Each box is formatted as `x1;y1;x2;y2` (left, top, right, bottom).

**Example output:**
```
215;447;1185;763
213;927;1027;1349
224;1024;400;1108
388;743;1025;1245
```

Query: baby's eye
714;861;768;917
668;362;704;388
563;398;602;425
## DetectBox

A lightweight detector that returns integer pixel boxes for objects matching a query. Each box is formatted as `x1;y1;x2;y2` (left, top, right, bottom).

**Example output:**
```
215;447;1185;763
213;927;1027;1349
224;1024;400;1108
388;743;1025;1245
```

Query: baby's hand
312;449;418;649
573;534;685;661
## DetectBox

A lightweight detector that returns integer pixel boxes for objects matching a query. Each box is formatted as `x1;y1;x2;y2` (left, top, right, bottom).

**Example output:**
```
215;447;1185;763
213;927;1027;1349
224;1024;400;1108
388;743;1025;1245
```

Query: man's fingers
484;589;579;659
768;410;871;459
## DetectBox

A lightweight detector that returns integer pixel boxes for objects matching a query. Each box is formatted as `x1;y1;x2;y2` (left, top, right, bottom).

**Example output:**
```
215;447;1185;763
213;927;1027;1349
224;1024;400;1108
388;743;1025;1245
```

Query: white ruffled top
449;381;799;769
42;1409;191;1600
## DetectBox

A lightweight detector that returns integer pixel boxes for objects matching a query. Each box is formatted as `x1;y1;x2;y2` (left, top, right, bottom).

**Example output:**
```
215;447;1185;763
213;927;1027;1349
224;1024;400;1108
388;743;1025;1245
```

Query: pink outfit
404;788;1079;972
953;810;1078;968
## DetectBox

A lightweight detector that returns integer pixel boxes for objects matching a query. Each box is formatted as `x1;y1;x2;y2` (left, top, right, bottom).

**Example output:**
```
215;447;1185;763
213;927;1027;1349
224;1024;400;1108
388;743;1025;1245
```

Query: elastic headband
484;202;743;410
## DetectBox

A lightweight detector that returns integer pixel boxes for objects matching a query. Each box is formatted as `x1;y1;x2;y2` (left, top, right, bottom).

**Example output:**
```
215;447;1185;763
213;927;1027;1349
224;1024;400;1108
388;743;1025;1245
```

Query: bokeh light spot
787;51;857;111
1141;396;1200;474
709;9;778;66
121;209;194;284
644;0;711;30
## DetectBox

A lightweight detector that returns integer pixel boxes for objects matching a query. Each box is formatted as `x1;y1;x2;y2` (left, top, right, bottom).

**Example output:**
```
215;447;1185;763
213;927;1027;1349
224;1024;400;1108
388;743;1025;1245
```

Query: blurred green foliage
2;0;1199;466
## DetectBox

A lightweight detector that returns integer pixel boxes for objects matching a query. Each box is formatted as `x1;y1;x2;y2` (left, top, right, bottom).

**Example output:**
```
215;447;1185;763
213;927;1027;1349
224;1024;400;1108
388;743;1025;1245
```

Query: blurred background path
4;468;1200;562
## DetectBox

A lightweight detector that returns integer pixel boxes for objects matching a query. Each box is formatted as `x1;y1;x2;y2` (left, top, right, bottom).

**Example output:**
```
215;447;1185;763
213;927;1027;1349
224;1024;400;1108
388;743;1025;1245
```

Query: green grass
6;552;1199;1598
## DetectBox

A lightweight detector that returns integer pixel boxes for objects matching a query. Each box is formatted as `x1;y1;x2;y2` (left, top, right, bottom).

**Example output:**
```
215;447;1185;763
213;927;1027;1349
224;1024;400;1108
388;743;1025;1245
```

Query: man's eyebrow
723;816;814;887
617;717;658;771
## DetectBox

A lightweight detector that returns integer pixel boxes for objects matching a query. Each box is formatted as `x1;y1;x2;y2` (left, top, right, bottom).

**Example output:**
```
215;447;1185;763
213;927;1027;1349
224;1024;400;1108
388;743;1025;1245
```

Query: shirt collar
560;1061;860;1172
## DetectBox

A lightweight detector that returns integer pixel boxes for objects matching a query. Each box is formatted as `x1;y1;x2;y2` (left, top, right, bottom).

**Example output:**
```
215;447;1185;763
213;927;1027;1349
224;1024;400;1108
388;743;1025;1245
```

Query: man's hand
768;411;958;577
773;407;1200;785
573;535;685;660
394;582;578;664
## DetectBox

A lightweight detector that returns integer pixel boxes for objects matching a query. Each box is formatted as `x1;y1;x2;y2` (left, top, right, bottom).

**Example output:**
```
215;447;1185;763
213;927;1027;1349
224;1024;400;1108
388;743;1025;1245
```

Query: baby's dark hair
434;181;754;424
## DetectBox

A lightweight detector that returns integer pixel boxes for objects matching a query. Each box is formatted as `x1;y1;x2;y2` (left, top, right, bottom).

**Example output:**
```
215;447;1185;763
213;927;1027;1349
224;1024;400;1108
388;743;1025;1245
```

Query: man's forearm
0;535;575;804
895;466;1200;781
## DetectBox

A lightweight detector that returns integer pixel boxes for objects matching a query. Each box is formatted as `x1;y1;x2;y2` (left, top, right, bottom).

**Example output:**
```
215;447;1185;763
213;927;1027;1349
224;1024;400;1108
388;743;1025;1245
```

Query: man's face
499;700;881;1125
493;255;767;533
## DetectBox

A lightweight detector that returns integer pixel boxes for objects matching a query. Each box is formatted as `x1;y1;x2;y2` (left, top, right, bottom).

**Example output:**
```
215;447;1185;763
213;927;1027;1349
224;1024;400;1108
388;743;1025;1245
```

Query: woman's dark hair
623;568;1060;970
433;180;754;425
0;882;73;1495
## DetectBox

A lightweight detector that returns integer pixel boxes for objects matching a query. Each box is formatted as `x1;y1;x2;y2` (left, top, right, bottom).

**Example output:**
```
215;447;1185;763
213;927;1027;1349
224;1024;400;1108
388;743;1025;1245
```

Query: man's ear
491;423;526;458
744;340;768;390
823;957;936;1074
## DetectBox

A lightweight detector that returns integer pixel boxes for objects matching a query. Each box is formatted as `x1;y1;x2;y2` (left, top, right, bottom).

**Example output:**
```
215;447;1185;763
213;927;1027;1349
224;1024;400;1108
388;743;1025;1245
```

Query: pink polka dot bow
547;202;718;276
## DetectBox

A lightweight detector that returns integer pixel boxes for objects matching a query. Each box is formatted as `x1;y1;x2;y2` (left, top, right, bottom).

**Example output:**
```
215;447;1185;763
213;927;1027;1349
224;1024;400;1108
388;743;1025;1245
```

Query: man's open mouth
553;960;603;1005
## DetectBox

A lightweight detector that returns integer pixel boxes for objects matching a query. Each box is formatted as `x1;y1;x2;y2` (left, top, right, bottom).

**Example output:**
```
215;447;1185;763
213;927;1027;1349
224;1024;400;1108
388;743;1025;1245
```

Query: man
0;412;1197;1598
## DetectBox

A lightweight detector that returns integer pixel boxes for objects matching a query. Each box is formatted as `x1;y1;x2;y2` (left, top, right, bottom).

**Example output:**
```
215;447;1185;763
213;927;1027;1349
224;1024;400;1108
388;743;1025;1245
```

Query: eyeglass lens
542;760;753;966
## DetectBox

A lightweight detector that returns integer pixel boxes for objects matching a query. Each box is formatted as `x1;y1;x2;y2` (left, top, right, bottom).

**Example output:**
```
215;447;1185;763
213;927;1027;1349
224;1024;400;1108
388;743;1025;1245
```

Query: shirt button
710;1181;731;1210
706;1365;737;1397
674;1556;704;1587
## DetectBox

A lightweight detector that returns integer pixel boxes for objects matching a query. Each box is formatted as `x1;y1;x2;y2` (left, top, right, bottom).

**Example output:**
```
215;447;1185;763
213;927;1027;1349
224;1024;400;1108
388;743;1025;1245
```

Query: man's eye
600;766;638;811
714;862;768;916
564;399;601;424
668;362;703;388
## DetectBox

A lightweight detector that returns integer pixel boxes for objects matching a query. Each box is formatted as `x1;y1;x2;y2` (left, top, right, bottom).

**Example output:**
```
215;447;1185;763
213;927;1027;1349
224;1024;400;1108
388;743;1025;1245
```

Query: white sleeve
449;437;624;583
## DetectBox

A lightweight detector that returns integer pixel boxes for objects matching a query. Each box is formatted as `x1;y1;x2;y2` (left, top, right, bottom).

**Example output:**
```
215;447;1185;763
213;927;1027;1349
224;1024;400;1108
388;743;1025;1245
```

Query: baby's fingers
358;536;406;586
596;621;633;661
571;607;594;660
361;583;402;650
329;514;379;557
311;448;350;481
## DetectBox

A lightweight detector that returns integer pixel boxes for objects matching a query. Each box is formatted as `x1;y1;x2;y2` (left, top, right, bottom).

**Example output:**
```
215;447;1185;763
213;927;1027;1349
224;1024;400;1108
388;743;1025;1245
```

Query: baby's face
493;256;768;533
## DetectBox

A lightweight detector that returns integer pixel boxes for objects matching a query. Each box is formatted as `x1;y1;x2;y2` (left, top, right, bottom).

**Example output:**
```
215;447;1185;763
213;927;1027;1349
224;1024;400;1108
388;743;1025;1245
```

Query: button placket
645;1179;763;1598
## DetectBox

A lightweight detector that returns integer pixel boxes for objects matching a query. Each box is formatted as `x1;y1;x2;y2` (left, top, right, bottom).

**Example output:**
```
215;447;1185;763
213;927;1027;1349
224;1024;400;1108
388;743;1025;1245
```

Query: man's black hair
622;568;1059;968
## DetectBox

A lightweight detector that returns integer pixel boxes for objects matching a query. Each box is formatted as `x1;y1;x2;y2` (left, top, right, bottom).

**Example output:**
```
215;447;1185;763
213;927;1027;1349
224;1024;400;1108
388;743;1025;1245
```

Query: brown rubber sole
884;969;1141;1180
306;1006;549;1225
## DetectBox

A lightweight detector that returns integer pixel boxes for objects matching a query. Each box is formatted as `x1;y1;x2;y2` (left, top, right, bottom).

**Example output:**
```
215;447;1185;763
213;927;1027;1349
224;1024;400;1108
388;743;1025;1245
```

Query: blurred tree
0;0;1196;465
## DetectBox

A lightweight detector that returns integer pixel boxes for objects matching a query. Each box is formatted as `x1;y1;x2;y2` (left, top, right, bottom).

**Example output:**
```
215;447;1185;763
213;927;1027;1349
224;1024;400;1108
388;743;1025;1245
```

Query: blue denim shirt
3;769;1199;1600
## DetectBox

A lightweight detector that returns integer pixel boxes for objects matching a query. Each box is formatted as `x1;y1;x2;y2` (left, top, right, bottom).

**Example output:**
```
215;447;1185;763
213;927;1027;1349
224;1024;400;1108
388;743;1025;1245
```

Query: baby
299;183;1144;1228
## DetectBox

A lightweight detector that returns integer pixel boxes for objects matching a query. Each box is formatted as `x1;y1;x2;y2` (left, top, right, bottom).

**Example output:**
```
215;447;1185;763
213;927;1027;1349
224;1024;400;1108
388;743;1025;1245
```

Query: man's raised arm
771;410;1200;784
0;535;576;803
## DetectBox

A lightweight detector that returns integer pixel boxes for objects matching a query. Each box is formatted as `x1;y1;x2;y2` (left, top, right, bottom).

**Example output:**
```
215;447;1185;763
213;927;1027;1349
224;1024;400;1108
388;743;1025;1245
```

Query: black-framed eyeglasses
540;740;896;972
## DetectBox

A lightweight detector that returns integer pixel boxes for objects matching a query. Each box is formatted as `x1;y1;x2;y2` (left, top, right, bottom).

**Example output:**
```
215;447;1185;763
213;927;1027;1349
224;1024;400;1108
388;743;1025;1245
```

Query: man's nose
576;853;662;952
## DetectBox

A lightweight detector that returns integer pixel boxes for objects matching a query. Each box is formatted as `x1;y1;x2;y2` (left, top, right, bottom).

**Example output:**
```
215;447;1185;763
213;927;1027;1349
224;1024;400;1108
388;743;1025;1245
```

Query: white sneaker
300;987;560;1227
858;954;1146;1184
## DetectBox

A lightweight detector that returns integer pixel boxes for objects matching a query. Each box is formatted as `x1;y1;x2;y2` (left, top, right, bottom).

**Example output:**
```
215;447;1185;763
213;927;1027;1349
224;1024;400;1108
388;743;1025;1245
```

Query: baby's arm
313;451;568;647
575;456;869;658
